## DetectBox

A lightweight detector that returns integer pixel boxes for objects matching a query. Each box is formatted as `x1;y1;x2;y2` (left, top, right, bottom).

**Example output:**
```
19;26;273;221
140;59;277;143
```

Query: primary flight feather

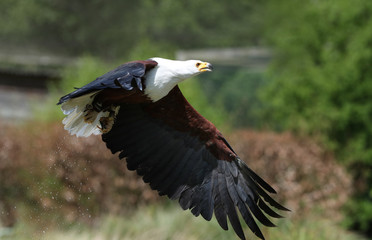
58;57;289;240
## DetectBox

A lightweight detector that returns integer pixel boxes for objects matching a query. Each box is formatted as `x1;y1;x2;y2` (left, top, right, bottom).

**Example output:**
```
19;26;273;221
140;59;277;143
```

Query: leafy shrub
260;0;372;234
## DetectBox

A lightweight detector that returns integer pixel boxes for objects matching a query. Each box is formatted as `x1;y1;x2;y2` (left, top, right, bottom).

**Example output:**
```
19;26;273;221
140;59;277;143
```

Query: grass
0;202;366;240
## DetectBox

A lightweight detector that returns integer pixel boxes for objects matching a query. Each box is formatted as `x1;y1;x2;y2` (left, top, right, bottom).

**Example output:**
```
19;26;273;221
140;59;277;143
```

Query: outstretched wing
57;60;158;105
102;86;289;240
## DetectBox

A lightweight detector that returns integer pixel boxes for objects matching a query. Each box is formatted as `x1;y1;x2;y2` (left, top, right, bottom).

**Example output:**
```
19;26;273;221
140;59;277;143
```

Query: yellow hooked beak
197;62;213;72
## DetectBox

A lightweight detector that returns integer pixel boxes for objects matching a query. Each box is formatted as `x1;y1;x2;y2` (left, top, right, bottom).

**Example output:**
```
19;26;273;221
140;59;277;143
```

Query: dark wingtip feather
246;195;276;227
245;165;276;194
212;173;228;231
217;169;246;240
257;198;285;218
249;182;289;212
57;95;68;105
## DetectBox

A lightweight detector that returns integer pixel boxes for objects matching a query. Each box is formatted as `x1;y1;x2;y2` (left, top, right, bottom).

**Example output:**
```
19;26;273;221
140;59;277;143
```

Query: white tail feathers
61;92;117;137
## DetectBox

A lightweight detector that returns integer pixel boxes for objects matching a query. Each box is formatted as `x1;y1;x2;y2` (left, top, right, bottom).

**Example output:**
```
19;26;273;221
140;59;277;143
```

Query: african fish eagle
57;57;288;240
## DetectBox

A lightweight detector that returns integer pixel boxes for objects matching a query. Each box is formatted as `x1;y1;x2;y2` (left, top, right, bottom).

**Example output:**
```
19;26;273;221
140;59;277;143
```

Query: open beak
198;62;213;72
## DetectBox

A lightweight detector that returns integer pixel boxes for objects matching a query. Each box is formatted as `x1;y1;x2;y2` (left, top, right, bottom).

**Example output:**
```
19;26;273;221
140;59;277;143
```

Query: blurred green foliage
198;66;267;128
259;0;372;235
0;0;263;58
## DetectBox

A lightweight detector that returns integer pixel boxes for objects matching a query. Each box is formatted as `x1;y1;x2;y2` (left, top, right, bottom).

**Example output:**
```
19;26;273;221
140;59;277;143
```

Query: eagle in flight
58;57;289;240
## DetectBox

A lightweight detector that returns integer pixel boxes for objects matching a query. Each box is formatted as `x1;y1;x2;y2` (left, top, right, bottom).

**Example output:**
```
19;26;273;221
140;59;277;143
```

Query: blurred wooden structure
0;48;74;122
176;47;271;69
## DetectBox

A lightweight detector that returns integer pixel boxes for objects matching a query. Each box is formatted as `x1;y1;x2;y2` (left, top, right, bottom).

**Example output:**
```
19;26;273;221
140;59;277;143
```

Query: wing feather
168;150;204;199
212;171;229;230
218;170;245;240
257;198;284;218
57;60;157;105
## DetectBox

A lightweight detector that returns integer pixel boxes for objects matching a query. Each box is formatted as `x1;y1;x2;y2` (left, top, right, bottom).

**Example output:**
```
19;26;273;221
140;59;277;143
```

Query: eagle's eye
196;62;201;67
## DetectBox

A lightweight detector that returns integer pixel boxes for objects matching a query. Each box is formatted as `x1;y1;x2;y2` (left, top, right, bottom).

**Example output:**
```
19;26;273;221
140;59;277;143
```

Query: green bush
259;0;372;235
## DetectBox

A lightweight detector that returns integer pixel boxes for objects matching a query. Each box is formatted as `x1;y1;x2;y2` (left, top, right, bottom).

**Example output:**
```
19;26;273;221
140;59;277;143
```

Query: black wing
57;60;157;105
102;86;289;240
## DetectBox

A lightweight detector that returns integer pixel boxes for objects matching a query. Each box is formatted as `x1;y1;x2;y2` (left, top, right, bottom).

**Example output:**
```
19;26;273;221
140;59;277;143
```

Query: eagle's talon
99;116;114;133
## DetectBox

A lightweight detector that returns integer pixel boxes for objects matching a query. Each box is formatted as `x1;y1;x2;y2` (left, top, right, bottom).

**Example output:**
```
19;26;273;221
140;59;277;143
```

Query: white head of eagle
57;57;288;240
145;57;213;101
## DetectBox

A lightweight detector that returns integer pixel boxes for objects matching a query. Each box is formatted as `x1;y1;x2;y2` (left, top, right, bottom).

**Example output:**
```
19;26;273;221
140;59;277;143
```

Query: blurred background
0;0;371;239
